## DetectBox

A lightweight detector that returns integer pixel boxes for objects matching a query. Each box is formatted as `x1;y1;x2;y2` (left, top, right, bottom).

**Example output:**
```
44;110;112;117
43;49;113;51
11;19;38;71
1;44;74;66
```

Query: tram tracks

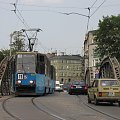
31;97;66;120
77;95;120;120
2;96;66;120
2;96;22;120
3;95;119;120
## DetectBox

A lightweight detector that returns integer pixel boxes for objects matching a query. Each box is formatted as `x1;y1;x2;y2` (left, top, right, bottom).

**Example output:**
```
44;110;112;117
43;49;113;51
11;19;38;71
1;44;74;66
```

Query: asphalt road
0;92;119;120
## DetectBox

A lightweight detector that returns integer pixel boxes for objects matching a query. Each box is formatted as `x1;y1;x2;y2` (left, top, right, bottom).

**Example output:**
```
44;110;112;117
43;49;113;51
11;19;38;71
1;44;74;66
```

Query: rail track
31;97;66;120
2;96;22;120
2;96;66;120
77;95;120;120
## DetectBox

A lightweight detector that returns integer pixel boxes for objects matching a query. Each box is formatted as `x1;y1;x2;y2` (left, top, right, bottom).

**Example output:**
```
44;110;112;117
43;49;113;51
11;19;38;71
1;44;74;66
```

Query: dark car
68;80;88;95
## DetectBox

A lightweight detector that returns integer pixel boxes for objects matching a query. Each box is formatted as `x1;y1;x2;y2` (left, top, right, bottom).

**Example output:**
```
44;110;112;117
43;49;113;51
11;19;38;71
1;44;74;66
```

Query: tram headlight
29;80;34;84
17;80;22;84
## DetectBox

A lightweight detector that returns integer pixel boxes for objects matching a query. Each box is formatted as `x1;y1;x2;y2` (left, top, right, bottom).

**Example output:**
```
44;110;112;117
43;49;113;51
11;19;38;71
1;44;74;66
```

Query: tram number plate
108;92;115;96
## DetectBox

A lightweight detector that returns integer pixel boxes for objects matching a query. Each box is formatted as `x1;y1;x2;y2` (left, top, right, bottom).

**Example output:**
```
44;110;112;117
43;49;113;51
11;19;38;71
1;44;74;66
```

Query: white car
55;83;63;92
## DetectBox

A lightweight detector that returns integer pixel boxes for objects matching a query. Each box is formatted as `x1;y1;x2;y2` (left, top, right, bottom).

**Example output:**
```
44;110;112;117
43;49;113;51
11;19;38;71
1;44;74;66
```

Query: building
50;54;84;84
84;30;100;85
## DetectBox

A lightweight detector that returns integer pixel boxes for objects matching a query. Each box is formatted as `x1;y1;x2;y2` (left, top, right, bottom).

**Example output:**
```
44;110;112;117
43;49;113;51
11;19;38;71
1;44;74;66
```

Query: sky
0;0;120;55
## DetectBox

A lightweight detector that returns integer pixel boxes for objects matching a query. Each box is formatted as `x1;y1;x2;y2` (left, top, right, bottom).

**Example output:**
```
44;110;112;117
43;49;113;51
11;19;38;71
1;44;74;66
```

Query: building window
68;79;71;82
61;78;63;83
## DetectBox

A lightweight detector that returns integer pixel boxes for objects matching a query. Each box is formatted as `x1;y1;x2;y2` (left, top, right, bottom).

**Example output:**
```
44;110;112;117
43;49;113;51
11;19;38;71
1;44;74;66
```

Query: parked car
68;80;88;95
55;81;63;92
63;84;69;91
88;78;120;106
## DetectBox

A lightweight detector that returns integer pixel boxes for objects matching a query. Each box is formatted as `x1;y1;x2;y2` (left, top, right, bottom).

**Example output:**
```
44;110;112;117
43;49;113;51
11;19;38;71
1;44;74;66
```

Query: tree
0;49;10;62
0;51;4;62
11;31;26;54
94;15;120;60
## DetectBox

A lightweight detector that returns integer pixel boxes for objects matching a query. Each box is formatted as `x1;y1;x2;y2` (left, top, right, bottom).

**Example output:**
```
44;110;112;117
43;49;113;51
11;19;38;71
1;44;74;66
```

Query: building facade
84;30;100;85
50;55;84;84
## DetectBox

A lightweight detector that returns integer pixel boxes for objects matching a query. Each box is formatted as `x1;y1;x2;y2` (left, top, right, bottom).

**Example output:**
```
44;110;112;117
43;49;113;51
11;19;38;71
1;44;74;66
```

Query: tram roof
16;51;44;55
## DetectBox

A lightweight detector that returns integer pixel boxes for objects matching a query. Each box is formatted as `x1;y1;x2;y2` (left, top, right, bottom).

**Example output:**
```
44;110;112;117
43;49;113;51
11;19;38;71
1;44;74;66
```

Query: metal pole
10;33;13;56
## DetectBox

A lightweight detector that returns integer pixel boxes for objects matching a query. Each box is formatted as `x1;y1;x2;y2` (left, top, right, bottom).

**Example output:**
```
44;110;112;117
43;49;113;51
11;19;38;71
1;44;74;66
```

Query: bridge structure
85;56;120;85
0;56;15;96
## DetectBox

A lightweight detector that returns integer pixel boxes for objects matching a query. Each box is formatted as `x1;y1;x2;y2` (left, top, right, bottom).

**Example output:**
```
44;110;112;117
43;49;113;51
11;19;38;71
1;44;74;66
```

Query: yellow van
88;78;120;106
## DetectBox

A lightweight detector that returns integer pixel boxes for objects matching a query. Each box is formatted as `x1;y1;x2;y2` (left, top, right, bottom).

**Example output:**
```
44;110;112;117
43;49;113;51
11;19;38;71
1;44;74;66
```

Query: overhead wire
12;3;87;10
90;0;107;17
10;0;107;53
12;1;46;52
85;0;106;33
90;0;98;8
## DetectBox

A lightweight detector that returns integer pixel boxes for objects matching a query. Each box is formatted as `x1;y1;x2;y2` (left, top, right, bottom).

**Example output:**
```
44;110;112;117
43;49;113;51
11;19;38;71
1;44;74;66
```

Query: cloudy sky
0;0;120;55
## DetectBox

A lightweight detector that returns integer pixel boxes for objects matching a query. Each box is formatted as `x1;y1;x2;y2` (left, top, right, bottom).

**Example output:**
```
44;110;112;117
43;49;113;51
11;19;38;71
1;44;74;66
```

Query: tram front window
16;54;36;73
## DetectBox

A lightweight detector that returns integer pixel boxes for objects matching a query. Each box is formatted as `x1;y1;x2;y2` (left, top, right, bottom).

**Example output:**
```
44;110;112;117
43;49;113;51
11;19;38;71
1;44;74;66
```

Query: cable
16;8;30;29
59;12;89;18
14;3;87;10
90;0;107;17
90;0;98;8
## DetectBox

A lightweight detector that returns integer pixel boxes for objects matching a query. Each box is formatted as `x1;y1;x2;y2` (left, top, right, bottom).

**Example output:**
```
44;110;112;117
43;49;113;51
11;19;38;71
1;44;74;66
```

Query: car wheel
88;95;91;103
94;97;98;105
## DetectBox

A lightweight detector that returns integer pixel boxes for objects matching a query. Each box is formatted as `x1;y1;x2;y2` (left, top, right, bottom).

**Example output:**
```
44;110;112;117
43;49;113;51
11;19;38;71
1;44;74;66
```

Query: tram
13;51;55;95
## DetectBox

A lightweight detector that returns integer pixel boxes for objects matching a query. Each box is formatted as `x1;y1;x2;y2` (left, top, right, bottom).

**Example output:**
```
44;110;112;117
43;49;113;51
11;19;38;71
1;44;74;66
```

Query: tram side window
40;55;44;62
36;62;45;74
36;55;45;74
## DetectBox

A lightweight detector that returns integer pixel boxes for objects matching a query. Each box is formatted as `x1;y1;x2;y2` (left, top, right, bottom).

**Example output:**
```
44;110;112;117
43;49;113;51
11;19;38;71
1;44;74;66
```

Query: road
0;92;120;120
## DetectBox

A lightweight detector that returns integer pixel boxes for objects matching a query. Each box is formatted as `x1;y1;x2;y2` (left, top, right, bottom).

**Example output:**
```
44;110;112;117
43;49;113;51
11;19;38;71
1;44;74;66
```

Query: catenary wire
90;0;107;17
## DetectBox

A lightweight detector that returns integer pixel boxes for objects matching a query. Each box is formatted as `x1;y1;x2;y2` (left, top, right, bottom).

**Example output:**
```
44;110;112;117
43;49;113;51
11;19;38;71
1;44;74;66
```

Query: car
55;81;63;92
88;78;120;106
68;80;88;95
63;84;69;91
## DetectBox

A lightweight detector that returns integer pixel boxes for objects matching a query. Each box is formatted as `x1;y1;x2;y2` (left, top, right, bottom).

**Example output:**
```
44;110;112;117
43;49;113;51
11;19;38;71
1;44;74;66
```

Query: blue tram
13;52;55;95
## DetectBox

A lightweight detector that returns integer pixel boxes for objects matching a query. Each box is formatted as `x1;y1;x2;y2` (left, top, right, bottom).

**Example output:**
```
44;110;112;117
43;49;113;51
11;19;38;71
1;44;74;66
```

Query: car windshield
72;81;85;86
101;80;119;86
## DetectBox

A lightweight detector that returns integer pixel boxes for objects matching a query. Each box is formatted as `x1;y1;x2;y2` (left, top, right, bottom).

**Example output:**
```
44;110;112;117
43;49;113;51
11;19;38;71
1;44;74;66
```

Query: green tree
94;15;120;60
0;51;4;62
11;31;26;54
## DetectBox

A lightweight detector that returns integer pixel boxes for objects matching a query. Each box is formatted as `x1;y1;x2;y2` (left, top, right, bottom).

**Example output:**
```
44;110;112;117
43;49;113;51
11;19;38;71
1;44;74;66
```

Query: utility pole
10;33;13;56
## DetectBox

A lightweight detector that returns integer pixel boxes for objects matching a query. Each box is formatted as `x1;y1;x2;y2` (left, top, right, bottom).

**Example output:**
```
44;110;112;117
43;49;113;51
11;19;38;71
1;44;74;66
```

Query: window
101;80;119;86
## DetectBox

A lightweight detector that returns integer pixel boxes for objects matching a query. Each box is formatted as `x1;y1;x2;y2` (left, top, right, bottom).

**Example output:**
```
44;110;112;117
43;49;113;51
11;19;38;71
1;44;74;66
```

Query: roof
50;55;83;60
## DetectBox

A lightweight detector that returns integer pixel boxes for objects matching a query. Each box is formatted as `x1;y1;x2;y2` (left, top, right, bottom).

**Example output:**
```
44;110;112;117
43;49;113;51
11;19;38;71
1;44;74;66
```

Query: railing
0;56;13;95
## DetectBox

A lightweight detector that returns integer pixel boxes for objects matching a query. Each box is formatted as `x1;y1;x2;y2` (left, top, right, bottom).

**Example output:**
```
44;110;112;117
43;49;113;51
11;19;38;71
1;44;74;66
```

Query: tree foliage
0;31;26;62
11;31;26;54
0;49;10;62
0;51;4;62
94;15;120;60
